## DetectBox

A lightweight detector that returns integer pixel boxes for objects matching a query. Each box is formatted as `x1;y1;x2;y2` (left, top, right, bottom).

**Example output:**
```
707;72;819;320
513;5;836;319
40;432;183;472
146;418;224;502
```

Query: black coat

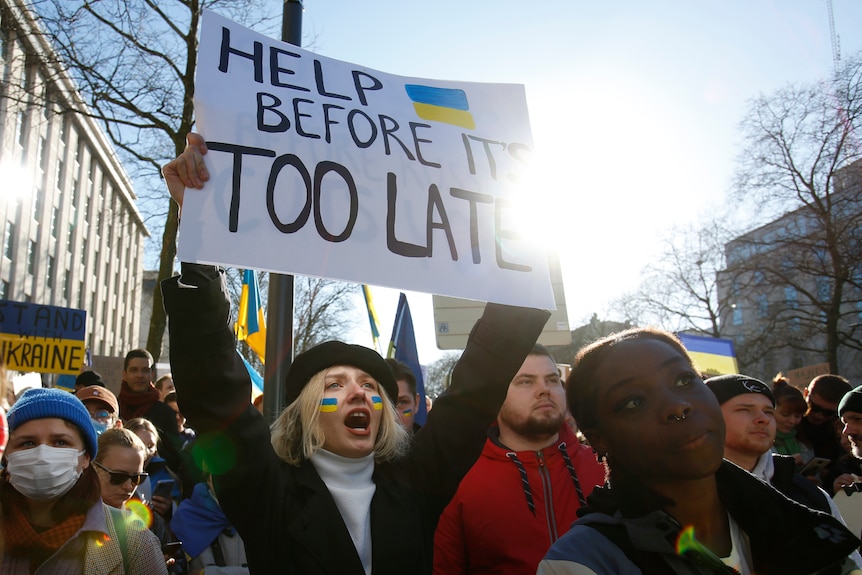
162;264;549;575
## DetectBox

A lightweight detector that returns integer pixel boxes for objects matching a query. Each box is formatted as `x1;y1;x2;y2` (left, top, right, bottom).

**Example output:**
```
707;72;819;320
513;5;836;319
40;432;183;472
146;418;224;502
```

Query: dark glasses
93;461;148;486
809;401;837;418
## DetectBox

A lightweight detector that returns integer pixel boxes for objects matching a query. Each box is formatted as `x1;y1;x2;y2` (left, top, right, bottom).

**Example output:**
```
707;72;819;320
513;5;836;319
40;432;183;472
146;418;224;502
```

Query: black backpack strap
211;531;227;567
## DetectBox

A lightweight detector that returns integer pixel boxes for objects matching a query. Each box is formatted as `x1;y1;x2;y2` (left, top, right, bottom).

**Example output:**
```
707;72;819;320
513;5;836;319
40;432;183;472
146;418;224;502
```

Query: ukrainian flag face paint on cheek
372;396;383;411
402;409;413;417
320;398;338;413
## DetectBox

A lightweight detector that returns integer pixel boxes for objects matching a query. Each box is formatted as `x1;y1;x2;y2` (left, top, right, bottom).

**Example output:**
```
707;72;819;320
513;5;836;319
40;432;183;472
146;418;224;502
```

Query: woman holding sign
161;133;550;575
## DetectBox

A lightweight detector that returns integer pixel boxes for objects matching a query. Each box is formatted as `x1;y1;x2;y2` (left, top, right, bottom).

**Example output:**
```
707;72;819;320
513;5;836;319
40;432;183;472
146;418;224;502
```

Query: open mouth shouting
345;409;371;434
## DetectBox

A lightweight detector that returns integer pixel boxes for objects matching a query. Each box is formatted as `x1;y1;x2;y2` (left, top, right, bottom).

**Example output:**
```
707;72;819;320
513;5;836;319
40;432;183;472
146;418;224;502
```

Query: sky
261;1;862;364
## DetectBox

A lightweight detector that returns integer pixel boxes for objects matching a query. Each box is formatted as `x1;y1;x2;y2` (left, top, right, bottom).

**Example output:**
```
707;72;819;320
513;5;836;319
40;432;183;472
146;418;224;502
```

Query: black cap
75;370;105;388
705;374;775;407
284;341;397;406
839;386;862;417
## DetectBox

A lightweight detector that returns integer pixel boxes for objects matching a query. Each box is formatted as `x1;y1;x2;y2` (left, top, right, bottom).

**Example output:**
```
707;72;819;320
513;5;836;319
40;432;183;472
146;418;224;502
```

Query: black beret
284;341;397;406
839;386;862;417
75;370;105;388
705;374;775;407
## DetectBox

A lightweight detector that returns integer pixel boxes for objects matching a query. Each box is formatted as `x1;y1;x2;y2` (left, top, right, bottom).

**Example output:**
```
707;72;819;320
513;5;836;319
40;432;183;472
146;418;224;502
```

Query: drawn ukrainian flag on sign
405;84;475;130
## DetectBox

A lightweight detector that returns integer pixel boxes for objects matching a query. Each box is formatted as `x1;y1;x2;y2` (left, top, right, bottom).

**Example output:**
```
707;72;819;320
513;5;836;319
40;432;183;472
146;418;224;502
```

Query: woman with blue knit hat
0;387;167;574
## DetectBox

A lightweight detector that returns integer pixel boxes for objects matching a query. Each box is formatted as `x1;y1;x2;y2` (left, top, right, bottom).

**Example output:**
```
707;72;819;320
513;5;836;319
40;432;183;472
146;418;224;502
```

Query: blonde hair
271;369;409;465
95;428;147;463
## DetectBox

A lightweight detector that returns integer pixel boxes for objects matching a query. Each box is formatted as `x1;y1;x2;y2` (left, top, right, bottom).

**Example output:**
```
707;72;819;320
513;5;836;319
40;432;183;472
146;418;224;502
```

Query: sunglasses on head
93;461;148;486
809;401;837;418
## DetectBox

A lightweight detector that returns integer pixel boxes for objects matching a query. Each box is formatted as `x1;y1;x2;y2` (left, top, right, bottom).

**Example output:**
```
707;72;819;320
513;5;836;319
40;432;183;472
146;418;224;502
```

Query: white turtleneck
310;449;376;575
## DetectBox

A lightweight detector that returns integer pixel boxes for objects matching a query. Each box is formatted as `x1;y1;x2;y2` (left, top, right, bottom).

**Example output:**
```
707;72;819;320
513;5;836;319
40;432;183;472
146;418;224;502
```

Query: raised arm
161;264;251;433
162;132;209;217
408;302;550;504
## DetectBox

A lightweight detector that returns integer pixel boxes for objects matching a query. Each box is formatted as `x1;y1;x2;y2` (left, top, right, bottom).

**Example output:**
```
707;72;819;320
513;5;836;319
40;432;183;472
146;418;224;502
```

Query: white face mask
6;445;85;501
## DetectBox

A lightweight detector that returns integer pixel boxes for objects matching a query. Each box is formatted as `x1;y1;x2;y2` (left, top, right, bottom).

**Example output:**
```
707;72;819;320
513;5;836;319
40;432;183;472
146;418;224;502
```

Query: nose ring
672;413;687;422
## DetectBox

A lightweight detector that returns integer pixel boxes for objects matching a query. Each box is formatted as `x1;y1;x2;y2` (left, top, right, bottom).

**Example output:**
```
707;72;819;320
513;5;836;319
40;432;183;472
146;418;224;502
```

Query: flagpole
263;0;303;425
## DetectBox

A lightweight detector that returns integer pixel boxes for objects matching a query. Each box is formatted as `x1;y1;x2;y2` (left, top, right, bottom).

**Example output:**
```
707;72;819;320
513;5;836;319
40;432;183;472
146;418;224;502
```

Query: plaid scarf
118;381;161;420
5;503;86;573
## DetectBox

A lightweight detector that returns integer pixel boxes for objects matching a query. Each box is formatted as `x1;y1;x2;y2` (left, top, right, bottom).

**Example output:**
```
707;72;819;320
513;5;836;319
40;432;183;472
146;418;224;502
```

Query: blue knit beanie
7;388;98;457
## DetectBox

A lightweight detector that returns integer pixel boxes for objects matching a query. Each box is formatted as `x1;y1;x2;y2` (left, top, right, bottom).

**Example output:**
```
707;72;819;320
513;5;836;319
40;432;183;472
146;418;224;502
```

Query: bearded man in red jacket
433;344;606;575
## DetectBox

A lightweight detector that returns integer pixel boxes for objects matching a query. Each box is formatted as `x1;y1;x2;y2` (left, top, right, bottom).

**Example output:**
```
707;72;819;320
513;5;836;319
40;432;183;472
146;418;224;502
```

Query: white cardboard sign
179;10;555;309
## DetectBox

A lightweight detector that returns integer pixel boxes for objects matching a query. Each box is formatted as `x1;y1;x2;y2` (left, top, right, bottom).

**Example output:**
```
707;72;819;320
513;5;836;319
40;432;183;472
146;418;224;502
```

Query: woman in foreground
538;327;860;575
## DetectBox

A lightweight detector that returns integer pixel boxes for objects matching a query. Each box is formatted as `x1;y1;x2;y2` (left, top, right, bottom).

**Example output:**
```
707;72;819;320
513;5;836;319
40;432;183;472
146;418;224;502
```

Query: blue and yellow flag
240;354;264;402
236;269;266;363
362;285;382;353
405;84;475;130
677;334;738;377
388;293;428;426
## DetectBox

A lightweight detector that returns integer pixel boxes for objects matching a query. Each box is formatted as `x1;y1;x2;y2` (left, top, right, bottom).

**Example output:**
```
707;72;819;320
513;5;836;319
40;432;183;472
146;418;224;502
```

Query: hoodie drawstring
506;451;536;516
506;442;587;516
559;442;587;506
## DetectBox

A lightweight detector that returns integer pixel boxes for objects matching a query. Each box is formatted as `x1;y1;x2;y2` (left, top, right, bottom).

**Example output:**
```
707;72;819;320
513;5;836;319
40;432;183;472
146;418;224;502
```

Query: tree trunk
146;200;179;362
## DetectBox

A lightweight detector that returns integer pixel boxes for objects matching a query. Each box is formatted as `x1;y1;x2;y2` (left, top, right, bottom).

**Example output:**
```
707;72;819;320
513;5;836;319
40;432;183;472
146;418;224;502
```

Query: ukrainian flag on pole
388;293;427;425
677;333;738;377
362;285;382;354
236;269;266;363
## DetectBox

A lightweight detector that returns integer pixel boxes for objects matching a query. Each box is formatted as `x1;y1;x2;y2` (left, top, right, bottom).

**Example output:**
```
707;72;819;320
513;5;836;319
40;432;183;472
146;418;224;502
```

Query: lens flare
676;525;702;556
125;499;153;528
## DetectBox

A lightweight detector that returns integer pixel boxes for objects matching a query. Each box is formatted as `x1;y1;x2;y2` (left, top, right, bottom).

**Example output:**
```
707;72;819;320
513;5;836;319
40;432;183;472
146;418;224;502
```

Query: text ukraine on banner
0;301;87;375
677;333;739;377
405;84;476;130
236;269;266;363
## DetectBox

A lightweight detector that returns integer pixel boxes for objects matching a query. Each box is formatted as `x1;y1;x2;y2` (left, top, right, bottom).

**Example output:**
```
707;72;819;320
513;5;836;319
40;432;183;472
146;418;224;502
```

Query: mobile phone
161;541;183;554
152;479;175;499
800;457;831;476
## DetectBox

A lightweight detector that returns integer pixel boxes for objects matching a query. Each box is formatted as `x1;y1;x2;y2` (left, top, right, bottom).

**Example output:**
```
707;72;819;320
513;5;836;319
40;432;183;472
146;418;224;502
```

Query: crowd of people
3;134;862;573
0;349;235;573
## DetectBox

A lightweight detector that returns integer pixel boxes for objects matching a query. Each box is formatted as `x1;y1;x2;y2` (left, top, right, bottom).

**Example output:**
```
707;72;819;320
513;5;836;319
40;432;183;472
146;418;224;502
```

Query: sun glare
504;155;572;250
0;162;34;202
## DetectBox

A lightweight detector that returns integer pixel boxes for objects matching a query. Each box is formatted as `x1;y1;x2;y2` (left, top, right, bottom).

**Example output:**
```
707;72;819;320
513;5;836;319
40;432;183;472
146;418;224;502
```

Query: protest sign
179;10;555;309
0;300;87;375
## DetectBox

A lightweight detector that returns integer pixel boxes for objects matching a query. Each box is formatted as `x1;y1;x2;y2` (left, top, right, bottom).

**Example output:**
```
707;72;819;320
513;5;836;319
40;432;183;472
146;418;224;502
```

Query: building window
47;255;55;287
81;238;87;265
732;306;743;326
0;280;7;300
56;157;65;190
50;206;58;239
757;294;769;318
26;240;35;275
816;276;831;302
38;136;48;171
3;221;14;260
15;110;27;149
32;194;41;221
78;280;84;309
785;286;799;309
63;276;70;302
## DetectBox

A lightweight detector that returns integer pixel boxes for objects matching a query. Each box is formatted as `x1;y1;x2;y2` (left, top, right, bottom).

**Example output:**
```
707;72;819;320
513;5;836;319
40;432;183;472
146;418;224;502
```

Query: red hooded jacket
433;425;605;575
